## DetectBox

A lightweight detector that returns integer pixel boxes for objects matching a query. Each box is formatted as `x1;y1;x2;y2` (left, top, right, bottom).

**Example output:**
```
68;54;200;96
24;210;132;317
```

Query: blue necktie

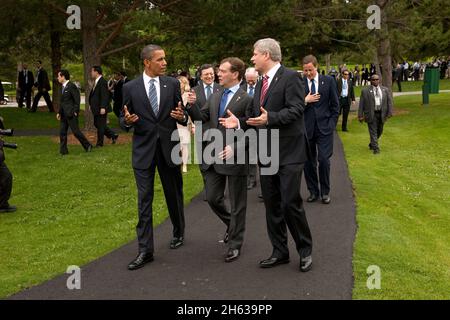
148;79;159;115
218;89;231;119
206;85;212;99
248;86;254;97
311;79;316;94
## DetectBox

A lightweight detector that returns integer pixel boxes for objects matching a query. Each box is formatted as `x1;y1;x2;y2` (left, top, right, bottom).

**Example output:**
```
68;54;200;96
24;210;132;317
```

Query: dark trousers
94;114;116;146
204;167;247;250
368;111;384;151
113;102;121;118
304;127;334;197
32;90;54;112
260;163;312;259
0;162;12;208
18;89;32;108
393;79;402;92
247;164;257;186
339;98;351;131
133;141;185;254
60;115;92;154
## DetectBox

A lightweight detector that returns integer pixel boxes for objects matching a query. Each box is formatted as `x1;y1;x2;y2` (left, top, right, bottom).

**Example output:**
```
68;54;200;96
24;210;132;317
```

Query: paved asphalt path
10;133;356;300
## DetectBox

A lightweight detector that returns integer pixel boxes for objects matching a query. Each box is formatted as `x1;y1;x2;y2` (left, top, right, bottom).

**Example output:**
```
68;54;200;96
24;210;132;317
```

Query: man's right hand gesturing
123;105;139;125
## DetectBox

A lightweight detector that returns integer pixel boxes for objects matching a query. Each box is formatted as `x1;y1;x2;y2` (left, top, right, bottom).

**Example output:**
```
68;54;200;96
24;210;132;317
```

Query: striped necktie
259;75;269;106
148;79;159;115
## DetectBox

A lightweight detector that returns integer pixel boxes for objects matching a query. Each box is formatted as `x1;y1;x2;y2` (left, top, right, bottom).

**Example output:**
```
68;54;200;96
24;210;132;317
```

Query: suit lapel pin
163;84;167;88
236;96;241;102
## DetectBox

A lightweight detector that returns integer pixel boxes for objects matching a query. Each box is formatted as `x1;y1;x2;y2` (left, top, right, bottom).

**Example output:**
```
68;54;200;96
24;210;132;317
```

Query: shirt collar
143;72;159;85
226;83;241;94
308;72;319;84
95;75;102;85
265;63;281;80
203;81;213;89
63;80;69;87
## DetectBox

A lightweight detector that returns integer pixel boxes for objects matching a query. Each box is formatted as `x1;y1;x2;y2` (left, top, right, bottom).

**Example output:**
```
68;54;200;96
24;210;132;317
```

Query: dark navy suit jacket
303;75;339;138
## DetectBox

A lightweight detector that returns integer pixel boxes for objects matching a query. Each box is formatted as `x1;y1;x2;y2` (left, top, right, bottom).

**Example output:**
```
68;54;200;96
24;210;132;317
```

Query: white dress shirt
307;72;320;93
143;72;161;107
265;63;281;87
341;79;348;97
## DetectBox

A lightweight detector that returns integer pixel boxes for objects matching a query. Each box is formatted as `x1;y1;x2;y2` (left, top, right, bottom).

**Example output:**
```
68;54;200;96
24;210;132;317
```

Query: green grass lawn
0;105;119;130
0;137;203;298
340;92;450;299
353;78;450;97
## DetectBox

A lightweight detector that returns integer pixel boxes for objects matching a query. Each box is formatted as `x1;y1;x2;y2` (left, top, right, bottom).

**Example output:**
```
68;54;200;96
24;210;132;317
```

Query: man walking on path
120;44;189;271
303;55;339;205
247;38;313;272
358;74;393;154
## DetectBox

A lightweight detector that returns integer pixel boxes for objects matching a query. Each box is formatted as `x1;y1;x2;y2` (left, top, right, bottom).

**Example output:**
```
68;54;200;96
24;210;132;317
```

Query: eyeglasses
343;73;349;76
371;79;380;81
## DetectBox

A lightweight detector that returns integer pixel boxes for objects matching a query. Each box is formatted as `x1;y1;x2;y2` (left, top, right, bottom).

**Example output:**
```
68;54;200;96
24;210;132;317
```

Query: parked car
0;81;14;105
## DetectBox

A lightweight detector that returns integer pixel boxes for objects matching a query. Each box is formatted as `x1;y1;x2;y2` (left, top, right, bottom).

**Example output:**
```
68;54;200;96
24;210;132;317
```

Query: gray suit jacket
187;87;253;175
192;81;222;133
358;85;393;123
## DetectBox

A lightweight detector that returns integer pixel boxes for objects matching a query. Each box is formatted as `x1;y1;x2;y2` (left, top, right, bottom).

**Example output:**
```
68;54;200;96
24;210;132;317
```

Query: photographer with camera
0;129;16;213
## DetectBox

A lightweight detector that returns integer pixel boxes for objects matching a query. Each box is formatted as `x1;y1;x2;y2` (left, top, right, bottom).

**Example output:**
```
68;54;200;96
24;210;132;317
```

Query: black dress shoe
0;205;17;213
373;149;380;154
225;249;240;262
322;195;331;204
259;256;290;268
300;255;312;272
342;128;348;132
127;253;154;271
170;237;184;249
112;135;119;144
223;232;229;244
368;144;374;150
86;145;93;152
307;194;319;202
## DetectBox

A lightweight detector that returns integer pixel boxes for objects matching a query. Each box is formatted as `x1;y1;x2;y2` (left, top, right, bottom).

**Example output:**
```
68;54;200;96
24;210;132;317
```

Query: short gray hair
141;44;163;61
245;67;258;77
253;38;282;62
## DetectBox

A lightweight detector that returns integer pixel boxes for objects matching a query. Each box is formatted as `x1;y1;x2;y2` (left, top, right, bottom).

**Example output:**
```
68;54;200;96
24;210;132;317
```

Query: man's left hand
246;107;268;126
100;108;106;115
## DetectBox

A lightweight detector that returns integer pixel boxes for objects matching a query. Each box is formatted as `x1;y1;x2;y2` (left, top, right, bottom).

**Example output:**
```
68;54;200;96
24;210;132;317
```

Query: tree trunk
49;15;62;112
376;0;392;93
325;54;331;73
82;5;101;131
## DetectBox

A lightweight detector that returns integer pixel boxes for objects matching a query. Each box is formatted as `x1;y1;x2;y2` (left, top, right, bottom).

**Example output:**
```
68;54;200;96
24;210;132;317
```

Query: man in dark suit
120;44;189;271
17;63;34;109
303;55;340;205
56;70;93;155
192;64;222;200
247;38;313;272
30;60;54;113
240;67;259;190
358;74;393;154
0;140;16;213
112;71;130;118
337;70;355;132
89;66;118;147
186;57;253;262
392;63;402;92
